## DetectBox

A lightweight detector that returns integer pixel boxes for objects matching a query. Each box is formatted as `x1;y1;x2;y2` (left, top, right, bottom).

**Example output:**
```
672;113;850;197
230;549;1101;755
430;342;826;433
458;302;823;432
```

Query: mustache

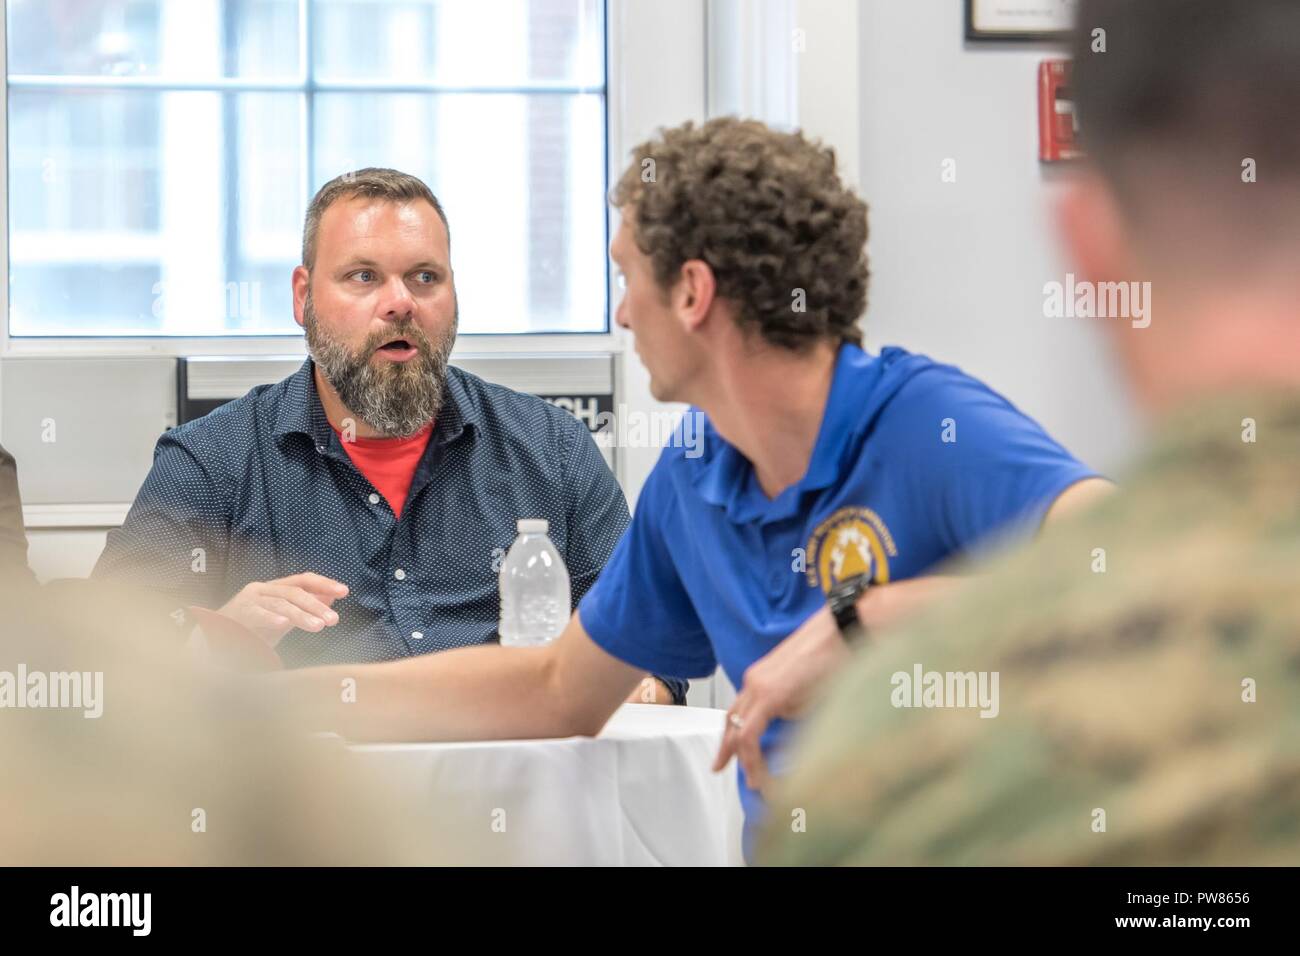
363;322;434;356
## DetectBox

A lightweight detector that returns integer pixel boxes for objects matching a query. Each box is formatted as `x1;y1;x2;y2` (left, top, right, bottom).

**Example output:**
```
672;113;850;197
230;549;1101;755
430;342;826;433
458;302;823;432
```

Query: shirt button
412;631;423;641
368;493;380;505
316;444;326;453
394;568;406;581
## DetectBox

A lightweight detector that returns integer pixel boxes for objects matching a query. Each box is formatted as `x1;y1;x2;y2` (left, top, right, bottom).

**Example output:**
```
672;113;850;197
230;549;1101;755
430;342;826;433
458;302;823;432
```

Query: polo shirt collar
692;342;878;524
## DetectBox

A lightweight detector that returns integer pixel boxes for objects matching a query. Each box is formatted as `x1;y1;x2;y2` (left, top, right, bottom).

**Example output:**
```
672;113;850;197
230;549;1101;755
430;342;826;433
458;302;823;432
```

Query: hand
712;606;850;795
625;675;675;705
217;572;349;646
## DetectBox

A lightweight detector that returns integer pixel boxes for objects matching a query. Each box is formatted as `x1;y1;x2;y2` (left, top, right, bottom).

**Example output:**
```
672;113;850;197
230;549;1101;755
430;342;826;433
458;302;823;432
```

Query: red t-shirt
331;422;434;518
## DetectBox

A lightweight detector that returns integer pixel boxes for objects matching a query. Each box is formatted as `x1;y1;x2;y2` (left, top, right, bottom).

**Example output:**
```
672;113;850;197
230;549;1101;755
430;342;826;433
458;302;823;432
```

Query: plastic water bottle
498;519;571;647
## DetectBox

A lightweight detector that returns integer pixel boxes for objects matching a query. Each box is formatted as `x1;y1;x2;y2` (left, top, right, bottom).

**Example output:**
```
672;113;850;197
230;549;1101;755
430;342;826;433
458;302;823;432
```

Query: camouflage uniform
758;392;1300;865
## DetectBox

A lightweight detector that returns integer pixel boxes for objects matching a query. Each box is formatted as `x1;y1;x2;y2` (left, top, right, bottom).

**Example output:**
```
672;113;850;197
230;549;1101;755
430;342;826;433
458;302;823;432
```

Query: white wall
854;0;1140;474
26;528;109;581
729;1;1132;470
610;0;707;509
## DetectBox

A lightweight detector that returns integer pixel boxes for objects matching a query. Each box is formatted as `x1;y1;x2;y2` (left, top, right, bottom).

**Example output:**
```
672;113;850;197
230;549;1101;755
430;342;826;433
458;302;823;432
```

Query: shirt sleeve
560;419;630;606
561;423;691;704
92;428;231;615
578;453;717;680
883;367;1102;560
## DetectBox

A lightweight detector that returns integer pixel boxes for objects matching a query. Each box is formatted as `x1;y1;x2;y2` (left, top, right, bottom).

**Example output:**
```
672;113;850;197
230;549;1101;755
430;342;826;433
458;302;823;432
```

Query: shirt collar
435;366;477;444
692;342;878;524
273;357;478;448
272;359;329;445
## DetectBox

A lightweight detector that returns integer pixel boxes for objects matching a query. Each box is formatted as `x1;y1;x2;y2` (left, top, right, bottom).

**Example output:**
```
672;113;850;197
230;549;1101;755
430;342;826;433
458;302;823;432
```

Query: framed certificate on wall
966;0;1078;41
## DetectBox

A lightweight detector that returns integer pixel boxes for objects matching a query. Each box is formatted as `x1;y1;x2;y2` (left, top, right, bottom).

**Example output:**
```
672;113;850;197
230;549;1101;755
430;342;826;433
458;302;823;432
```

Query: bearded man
93;168;686;705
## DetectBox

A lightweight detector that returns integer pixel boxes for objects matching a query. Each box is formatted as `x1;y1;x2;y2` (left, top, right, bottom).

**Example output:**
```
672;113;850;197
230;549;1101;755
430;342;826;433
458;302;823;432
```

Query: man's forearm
271;641;584;743
855;575;965;631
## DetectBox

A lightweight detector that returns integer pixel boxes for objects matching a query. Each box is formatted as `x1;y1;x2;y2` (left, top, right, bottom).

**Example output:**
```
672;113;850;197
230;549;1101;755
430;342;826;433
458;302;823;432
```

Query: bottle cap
517;519;549;534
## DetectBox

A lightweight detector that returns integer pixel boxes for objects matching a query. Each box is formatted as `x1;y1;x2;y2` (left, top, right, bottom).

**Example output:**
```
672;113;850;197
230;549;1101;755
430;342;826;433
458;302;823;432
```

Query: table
348;703;745;866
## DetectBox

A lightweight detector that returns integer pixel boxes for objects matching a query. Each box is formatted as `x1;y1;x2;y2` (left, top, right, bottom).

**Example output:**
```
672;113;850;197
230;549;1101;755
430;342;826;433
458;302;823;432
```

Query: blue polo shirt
578;343;1099;854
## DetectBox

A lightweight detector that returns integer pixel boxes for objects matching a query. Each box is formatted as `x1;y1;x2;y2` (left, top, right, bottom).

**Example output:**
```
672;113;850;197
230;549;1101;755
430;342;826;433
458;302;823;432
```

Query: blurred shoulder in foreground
0;575;441;864
760;0;1300;867
759;392;1300;865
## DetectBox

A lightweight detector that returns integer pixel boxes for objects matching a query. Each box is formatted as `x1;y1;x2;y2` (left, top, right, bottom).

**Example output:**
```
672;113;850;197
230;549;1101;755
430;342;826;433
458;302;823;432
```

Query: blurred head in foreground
759;0;1300;865
1058;0;1300;415
0;575;434;864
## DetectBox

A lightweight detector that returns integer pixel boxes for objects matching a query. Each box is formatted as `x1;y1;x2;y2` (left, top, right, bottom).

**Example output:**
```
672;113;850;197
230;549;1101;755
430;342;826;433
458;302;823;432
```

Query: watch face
830;572;871;607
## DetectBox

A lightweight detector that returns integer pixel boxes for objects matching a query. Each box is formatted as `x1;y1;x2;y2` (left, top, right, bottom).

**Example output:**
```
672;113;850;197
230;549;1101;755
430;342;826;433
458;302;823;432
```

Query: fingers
277;572;349;601
255;595;329;633
713;693;773;794
249;588;332;633
735;712;771;793
221;575;348;642
713;698;751;773
247;603;290;633
257;584;340;628
712;718;738;772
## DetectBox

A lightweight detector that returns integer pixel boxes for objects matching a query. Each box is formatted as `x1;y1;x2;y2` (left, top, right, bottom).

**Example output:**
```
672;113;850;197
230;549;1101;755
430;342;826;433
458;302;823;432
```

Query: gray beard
303;292;457;437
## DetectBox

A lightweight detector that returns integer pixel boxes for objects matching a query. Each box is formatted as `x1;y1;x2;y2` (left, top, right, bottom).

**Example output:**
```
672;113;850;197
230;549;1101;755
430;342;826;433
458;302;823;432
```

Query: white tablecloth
348;703;745;866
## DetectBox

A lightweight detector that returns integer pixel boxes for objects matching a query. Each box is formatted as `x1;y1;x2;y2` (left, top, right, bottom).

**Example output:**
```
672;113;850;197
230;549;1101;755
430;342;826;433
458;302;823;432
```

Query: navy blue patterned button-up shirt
93;358;688;703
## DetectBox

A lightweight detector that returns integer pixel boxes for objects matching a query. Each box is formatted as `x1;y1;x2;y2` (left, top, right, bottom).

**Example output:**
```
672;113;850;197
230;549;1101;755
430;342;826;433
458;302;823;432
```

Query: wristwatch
827;572;873;646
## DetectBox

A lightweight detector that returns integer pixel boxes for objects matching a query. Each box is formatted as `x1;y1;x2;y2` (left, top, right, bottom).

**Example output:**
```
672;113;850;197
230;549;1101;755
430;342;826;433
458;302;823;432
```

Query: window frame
0;0;629;355
0;0;711;498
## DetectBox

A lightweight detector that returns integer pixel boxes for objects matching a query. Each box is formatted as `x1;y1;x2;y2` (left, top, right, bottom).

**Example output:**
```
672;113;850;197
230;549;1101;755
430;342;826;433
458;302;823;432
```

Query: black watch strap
827;572;873;645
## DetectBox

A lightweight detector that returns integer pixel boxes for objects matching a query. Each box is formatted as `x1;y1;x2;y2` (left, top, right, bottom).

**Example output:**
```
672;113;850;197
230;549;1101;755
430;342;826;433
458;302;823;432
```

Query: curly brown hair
611;117;869;351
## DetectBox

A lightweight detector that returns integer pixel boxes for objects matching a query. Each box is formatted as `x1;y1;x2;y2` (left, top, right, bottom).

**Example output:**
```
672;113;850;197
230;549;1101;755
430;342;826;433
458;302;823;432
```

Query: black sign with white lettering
539;394;615;435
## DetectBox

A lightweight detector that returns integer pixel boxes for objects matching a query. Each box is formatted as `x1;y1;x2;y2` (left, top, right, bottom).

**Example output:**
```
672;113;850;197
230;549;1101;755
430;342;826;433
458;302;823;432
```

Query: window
5;0;608;337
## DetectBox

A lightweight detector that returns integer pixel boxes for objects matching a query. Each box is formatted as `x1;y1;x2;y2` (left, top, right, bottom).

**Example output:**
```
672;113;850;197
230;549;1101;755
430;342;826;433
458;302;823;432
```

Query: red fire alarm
1039;59;1083;162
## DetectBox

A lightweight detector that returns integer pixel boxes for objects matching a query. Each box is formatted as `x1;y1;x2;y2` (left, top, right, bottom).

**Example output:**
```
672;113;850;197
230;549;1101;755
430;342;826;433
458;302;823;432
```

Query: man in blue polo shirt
278;119;1109;858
